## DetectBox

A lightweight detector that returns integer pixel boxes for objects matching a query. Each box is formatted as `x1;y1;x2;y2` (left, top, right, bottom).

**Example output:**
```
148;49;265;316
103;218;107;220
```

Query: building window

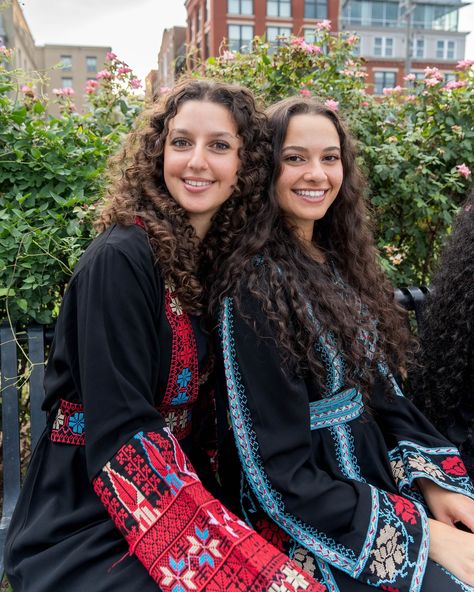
228;24;254;52
411;71;425;80
343;1;397;27
228;0;253;15
374;71;396;94
61;77;73;88
304;0;327;19
444;72;456;82
414;38;424;58
267;0;291;18
267;26;292;49
373;37;393;57
86;56;97;72
436;39;456;59
413;4;458;31
60;55;72;70
205;0;211;21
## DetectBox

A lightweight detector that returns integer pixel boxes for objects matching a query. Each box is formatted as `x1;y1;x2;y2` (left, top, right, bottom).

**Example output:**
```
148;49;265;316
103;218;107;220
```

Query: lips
183;178;214;188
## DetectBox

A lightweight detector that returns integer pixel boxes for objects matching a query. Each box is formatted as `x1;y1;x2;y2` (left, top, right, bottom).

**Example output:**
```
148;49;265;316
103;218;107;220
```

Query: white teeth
184;179;213;187
294;189;325;198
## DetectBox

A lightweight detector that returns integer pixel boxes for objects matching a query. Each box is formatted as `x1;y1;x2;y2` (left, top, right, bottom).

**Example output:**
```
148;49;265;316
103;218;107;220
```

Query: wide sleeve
373;363;474;500
67;236;324;592
219;294;430;592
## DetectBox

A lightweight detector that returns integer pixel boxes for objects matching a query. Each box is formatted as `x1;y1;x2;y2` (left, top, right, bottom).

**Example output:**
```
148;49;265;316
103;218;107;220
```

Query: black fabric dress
215;286;474;592
4;225;324;592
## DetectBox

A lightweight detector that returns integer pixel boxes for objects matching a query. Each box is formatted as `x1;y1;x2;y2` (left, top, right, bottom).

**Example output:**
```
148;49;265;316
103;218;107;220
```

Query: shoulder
73;224;157;280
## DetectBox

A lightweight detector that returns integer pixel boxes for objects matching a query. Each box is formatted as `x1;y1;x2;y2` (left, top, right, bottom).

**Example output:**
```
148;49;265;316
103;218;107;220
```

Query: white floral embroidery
170;296;183;316
166;279;176;292
292;547;317;577
369;524;405;580
270;563;312;591
408;455;445;480
53;408;65;431
390;459;406;483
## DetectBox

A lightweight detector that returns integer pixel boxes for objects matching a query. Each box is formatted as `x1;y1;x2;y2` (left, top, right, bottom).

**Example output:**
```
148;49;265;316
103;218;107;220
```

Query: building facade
0;0;37;74
35;44;111;115
184;0;470;92
157;26;186;92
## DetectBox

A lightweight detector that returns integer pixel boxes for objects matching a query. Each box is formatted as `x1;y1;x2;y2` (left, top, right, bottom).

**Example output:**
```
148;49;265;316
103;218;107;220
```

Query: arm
70;230;323;592
219;294;429;592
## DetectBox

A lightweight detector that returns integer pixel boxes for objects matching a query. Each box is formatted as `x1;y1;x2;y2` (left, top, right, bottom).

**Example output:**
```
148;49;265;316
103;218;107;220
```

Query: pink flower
455;164;471;179
96;70;113;80
221;50;235;61
444;80;467;90
324;99;339;110
424;77;440;87
117;66;132;75
361;101;369;107
403;73;416;81
456;59;474;69
290;37;305;47
405;95;416;102
62;87;75;96
299;89;312;97
424;66;443;81
130;78;142;89
52;88;64;96
316;19;332;31
85;85;96;94
159;86;171;94
346;34;358;45
106;52;117;61
87;79;99;87
21;85;32;93
301;41;321;53
383;86;402;95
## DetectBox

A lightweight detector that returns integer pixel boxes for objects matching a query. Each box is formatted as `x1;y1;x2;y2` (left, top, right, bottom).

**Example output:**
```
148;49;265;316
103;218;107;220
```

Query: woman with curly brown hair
4;81;323;592
413;188;474;479
212;97;474;591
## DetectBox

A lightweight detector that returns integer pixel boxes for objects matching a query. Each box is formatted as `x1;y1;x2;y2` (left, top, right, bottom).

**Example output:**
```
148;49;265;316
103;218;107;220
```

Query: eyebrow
169;128;238;140
282;145;341;152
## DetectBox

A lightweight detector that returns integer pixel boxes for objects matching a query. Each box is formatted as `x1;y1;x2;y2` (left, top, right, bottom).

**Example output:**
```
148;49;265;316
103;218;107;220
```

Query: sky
20;0;474;85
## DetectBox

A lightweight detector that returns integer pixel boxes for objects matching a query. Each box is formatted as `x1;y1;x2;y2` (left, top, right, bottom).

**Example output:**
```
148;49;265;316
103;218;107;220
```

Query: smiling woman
3;81;324;592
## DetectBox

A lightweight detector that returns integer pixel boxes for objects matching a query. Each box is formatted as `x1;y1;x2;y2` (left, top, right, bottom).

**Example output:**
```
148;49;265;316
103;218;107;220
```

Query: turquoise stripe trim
410;504;430;592
309;388;364;430
316;558;341;592
353;486;379;578
220;298;357;573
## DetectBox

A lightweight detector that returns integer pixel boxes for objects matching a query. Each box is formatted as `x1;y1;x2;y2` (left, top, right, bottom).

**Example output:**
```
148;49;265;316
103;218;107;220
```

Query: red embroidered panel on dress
93;427;325;591
50;399;85;446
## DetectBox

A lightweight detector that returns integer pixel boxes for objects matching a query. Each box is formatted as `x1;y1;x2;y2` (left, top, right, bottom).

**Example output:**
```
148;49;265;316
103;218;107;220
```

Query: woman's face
275;113;343;241
164;99;242;238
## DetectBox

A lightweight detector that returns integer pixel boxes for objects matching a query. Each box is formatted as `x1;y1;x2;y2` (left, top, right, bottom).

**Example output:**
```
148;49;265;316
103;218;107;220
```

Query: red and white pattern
50;399;85;446
93;428;326;591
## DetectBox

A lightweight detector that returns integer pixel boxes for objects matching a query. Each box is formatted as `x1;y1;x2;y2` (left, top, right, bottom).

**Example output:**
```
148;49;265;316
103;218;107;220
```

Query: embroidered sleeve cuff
93;428;325;591
353;488;429;592
389;441;474;500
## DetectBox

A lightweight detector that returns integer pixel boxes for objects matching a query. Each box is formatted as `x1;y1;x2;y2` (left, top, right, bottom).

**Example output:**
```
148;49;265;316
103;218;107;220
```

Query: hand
417;478;474;532
429;518;474;586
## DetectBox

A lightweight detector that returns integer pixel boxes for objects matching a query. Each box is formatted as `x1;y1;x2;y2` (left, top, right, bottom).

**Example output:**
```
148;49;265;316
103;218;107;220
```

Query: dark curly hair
96;78;270;314
412;188;474;448
210;97;414;394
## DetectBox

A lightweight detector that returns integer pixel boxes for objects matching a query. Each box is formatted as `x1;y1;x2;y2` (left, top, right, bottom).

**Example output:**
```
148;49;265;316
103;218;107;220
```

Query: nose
187;144;208;171
303;160;326;183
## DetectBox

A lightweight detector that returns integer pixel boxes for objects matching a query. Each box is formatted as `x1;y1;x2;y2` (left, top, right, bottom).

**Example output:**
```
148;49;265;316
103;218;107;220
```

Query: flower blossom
106;52;117;61
455;163;471;179
0;46;13;58
96;69;113;80
403;73;416;81
301;41;321;53
299;89;312;97
383;86;402;95
52;87;75;96
424;77;440;87
346;34;358;45
221;50;235;61
444;80;467;90
117;66;132;75
130;77;142;89
316;19;332;31
456;59;474;69
423;66;443;81
290;37;305;47
324;99;339;110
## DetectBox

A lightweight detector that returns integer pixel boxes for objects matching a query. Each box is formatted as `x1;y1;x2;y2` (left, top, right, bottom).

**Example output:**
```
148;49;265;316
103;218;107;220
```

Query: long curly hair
412;188;474;440
210;97;413;394
96;78;270;314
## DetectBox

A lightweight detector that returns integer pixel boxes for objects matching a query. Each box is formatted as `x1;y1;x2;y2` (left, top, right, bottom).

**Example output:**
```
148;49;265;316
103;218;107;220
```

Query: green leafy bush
0;49;143;324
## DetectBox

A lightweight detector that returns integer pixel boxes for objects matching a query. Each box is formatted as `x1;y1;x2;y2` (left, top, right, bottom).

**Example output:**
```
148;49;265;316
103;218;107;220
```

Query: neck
188;213;211;240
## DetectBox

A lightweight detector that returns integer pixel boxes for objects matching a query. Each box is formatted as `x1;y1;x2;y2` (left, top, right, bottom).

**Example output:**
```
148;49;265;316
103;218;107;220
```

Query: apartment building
156;26;186;92
35;44;111;116
341;0;469;91
185;0;339;62
184;0;470;92
0;0;37;74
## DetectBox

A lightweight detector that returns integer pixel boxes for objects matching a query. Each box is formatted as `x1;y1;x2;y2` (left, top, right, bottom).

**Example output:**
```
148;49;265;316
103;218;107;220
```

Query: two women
213;98;474;591
4;81;322;592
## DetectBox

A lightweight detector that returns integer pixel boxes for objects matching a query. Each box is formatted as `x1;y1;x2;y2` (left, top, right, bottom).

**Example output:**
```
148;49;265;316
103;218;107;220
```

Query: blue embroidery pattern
220;298;357;574
309;389;364;430
68;412;85;434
